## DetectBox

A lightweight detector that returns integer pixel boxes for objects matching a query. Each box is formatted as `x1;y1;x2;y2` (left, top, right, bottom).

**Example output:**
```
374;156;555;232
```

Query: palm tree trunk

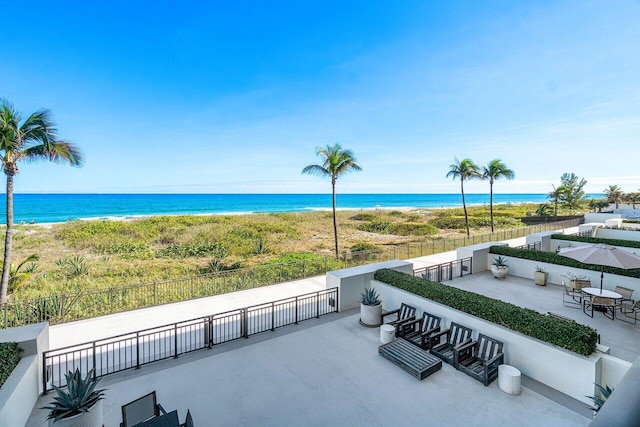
489;179;494;233
331;178;339;259
1;174;14;304
461;179;470;237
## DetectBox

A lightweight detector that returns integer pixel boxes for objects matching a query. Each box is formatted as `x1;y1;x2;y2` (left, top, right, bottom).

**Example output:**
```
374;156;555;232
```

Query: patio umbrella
558;244;640;292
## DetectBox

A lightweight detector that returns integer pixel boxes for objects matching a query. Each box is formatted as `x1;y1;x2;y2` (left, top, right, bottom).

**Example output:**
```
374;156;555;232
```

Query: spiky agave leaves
42;368;105;421
586;383;614;412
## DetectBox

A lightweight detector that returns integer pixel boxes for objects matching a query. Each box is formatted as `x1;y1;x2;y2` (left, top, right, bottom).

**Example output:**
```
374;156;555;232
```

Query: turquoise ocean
0;193;579;225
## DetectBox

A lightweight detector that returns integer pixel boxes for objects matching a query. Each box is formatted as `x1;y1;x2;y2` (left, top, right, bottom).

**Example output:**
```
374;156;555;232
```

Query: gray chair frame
429;322;473;366
454;334;504;386
382;303;417;337
583;296;616;320
398;311;441;350
562;281;582;308
618;300;640;324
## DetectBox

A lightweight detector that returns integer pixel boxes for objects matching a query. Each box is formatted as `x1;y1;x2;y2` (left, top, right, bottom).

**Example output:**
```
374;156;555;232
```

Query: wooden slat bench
378;338;442;380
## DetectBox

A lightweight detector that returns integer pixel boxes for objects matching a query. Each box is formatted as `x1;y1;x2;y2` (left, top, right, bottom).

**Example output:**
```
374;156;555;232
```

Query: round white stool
498;364;521;395
380;325;395;344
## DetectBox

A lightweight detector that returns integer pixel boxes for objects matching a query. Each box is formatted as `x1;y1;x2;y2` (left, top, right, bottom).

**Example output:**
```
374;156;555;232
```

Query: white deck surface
28;312;589;427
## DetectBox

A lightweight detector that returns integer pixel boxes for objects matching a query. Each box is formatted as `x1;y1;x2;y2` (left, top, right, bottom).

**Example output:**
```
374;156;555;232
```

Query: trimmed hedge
489;246;640;279
552;233;640;250
374;269;598;356
0;342;21;389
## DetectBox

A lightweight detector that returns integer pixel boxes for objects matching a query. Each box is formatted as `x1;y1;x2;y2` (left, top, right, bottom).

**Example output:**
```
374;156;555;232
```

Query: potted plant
360;287;382;326
42;368;105;427
490;256;509;279
534;266;548;286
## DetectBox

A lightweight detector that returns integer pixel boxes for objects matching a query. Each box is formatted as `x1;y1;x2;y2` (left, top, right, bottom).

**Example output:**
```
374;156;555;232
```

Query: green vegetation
489;246;640;279
0;342;21;388
374;269;598;356
0;99;83;304
552;233;640;249
42;368;105;422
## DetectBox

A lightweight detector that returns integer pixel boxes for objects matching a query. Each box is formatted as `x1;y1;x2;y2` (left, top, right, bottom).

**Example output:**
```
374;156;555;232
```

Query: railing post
174;323;179;358
153;282;157;306
243;308;249;338
92;342;97;378
295;296;299;324
109;288;113;314
42;352;47;394
316;291;320;318
136;331;140;369
271;302;275;331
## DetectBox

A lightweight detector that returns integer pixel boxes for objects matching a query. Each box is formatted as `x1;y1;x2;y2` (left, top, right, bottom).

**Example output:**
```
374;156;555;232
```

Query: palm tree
482;159;514;232
604;185;624;209
547;185;563;220
0;99;83;303
302;144;361;258
446;158;480;236
624;191;640;210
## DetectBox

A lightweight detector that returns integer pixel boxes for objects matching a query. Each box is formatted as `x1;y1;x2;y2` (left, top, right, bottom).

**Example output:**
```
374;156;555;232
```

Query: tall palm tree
604;185;624;209
446;158;480;237
482;159;514;232
0;99;83;303
547;185;563;221
302;144;361;258
624;191;640;210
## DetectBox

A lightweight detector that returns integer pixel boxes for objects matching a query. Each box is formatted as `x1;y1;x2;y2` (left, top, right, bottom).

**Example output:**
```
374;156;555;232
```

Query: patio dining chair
562;282;583;308
583;296;616;320
618;300;640;324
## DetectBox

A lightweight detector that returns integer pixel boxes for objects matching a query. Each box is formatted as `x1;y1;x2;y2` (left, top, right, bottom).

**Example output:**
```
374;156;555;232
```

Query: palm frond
301;164;331;177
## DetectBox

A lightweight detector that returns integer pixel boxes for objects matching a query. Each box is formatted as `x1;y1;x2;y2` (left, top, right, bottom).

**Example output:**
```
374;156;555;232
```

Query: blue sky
1;1;639;194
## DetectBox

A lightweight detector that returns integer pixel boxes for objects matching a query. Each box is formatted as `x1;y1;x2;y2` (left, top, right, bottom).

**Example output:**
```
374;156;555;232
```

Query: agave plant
492;256;508;267
587;383;614;413
42;368;105;421
360;288;381;306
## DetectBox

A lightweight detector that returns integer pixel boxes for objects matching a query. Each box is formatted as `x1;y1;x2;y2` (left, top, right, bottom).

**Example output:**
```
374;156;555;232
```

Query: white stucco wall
325;260;414;311
595;228;640;242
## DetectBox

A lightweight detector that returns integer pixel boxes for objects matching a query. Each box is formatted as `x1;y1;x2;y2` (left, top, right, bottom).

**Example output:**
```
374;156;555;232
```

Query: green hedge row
0;342;21;389
552;233;640;250
374;269;598;356
489;246;640;279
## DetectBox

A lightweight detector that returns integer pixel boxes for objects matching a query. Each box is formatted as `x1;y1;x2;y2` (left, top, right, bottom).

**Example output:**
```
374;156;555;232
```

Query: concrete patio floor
446;272;640;362
28;311;589;427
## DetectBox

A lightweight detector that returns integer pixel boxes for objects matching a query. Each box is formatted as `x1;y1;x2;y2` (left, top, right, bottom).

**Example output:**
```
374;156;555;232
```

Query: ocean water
0;193;561;225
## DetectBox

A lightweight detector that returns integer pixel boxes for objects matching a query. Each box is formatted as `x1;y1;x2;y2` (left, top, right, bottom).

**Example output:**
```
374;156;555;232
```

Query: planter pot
534;271;548;286
490;266;509;279
360;303;382;326
49;399;103;427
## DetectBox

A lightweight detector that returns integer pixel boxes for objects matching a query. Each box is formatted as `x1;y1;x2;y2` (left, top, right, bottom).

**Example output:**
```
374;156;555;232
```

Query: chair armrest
453;338;473;350
157;403;167;415
420;326;440;337
485;352;504;368
402;318;421;328
381;309;400;321
455;340;476;353
429;328;450;341
395;315;416;326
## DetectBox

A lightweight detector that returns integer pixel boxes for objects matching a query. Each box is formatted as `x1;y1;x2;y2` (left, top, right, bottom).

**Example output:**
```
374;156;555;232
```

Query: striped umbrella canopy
558;244;640;291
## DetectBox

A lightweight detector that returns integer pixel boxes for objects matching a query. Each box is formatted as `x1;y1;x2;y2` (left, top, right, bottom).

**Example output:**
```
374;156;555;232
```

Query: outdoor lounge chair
398;311;441;349
429;322;473;366
382;303;416;336
584;296;616;320
121;391;167;427
454;334;504;386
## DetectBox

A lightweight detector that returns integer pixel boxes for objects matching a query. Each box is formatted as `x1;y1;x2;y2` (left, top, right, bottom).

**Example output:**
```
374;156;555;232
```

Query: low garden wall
371;278;627;404
595;227;640;242
0;322;49;426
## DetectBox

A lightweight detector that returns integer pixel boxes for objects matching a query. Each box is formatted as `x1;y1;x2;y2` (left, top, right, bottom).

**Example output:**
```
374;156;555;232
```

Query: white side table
380;325;395;344
498;364;521;395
